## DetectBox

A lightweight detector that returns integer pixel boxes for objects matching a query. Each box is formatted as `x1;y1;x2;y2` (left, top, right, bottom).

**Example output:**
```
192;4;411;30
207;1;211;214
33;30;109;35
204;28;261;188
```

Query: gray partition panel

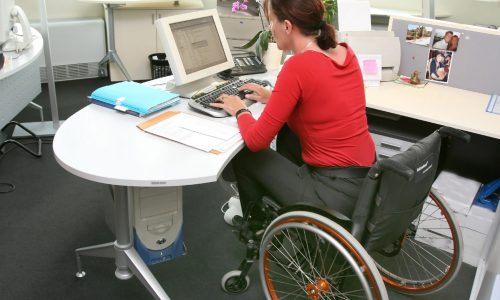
390;17;500;95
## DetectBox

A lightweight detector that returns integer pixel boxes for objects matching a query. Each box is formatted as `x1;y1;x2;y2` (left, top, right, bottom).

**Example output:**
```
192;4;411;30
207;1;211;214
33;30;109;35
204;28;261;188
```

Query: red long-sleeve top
237;43;375;167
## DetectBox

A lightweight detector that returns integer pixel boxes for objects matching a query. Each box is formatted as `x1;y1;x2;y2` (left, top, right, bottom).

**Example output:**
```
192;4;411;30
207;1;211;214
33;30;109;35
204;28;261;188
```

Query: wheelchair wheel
259;211;388;300
370;188;462;295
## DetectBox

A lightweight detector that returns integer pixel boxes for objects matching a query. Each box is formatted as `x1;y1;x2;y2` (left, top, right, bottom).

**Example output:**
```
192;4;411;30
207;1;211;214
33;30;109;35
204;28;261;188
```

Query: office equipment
155;9;235;97
230;54;267;76
0;1;32;52
137;111;241;153
188;78;268;117
338;30;401;81
389;15;500;95
132;187;185;265
89;81;180;117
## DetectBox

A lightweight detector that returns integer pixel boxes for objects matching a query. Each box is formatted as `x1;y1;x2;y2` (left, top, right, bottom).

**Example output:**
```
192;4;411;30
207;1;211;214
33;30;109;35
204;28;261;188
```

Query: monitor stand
165;75;226;98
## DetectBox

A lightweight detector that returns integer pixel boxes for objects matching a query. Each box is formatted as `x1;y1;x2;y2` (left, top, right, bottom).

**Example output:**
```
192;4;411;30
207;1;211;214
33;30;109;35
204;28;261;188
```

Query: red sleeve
237;61;301;151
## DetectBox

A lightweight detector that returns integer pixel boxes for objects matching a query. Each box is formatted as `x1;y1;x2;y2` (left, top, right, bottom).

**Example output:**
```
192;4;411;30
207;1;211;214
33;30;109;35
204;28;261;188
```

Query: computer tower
132;187;185;265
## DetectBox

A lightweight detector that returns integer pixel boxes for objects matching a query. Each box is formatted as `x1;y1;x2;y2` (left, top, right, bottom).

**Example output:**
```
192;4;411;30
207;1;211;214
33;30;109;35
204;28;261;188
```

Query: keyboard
188;78;268;118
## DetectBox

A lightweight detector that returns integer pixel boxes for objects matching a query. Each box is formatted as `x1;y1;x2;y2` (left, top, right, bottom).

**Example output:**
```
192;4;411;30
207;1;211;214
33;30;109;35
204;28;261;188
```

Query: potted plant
232;0;338;62
323;0;338;26
231;0;273;60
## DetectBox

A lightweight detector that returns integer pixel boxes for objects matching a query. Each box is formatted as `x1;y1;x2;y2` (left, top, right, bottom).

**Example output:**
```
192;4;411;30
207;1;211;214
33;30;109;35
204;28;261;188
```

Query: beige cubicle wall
15;0;217;20
370;0;500;27
14;0;500;28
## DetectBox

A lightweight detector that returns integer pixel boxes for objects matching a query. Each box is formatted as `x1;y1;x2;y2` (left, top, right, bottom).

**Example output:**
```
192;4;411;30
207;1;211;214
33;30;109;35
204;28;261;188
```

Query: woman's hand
209;94;247;116
239;83;271;103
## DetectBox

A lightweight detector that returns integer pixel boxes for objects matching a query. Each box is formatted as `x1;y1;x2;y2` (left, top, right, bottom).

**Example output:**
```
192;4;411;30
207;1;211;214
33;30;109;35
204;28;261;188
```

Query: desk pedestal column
74;186;170;300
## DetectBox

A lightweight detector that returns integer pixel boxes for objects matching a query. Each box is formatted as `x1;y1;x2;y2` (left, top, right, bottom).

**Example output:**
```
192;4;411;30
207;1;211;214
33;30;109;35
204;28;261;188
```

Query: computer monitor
155;9;234;96
0;0;15;46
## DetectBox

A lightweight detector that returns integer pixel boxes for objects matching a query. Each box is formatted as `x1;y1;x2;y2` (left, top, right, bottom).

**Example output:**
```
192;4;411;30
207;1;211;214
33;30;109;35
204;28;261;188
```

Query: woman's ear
283;20;292;34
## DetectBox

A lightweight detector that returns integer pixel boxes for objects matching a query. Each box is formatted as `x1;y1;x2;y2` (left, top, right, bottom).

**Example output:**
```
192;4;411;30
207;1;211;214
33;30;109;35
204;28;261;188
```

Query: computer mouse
217;69;234;80
238;90;254;99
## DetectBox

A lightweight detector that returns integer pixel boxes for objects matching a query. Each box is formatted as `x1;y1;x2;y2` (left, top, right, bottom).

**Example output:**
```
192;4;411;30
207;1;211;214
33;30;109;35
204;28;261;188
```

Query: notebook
89;81;180;117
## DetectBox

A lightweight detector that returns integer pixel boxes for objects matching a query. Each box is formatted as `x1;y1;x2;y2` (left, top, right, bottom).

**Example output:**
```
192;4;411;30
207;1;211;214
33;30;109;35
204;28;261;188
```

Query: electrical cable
0;138;53;195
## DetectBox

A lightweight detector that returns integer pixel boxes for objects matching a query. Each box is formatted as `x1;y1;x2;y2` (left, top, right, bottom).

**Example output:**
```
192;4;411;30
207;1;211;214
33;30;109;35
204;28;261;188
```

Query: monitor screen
155;9;234;86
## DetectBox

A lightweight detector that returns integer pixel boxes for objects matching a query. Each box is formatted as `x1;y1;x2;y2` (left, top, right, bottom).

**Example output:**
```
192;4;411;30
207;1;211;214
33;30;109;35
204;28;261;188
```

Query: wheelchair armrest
369;159;414;181
437;126;471;144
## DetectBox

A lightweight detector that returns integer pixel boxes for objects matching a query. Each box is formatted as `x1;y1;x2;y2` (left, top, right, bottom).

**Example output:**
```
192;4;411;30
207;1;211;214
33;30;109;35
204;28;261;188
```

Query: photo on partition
426;49;454;84
405;24;433;46
432;29;461;51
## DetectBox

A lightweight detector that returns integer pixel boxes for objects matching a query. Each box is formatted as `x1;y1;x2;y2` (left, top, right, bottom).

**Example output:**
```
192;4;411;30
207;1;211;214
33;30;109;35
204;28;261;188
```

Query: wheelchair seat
222;127;469;299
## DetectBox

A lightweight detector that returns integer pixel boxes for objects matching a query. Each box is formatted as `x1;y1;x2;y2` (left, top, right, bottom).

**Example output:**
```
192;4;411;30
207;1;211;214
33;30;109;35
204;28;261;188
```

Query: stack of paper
137;111;242;154
89;81;180;117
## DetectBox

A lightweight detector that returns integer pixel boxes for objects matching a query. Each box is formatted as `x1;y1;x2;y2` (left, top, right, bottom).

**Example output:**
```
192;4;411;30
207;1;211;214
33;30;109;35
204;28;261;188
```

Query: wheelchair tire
370;188;463;295
221;270;250;294
259;211;388;300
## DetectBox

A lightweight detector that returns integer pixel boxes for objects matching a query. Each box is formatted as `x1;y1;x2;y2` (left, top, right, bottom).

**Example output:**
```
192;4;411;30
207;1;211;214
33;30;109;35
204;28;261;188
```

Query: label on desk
137;111;242;154
486;94;500;115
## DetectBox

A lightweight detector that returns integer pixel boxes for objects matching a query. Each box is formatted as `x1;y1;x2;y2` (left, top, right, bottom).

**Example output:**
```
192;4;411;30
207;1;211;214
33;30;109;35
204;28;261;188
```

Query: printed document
138;111;242;154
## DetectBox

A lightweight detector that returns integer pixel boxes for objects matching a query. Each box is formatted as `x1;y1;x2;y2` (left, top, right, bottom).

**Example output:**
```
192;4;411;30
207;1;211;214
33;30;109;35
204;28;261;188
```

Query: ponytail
316;22;337;50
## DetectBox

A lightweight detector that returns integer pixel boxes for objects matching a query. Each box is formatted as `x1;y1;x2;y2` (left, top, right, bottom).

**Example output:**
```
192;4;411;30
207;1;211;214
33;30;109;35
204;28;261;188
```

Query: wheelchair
221;126;470;299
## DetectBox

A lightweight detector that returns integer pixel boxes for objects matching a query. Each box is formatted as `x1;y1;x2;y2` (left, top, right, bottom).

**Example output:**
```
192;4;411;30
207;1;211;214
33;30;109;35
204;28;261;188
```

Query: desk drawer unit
370;132;415;160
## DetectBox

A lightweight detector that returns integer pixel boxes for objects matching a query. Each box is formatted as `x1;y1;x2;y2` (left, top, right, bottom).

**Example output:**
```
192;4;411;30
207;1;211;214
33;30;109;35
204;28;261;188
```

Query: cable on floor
0;138;53;194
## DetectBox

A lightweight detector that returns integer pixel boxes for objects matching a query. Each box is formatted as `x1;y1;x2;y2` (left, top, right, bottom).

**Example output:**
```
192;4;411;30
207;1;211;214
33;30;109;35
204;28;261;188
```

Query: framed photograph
406;24;433;46
432;29;461;51
425;49;454;84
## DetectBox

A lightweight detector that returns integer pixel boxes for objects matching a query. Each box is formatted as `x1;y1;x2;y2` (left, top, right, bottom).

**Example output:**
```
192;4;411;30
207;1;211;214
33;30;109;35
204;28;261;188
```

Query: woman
211;0;375;224
429;52;447;81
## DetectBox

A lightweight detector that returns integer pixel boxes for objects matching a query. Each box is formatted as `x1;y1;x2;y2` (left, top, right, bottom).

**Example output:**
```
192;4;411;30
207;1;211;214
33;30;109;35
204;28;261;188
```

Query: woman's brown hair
263;0;337;50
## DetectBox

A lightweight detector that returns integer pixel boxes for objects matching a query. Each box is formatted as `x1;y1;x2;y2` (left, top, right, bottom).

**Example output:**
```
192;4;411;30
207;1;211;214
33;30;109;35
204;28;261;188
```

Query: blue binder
89;81;180;117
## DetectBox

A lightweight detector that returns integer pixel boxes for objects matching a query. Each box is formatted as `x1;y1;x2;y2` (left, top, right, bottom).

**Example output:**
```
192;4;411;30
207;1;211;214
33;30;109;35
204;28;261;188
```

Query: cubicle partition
386;15;500;300
389;15;500;95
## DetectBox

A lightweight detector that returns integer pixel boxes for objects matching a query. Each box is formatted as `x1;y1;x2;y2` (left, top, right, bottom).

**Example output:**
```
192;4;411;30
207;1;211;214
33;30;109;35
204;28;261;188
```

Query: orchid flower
232;0;249;12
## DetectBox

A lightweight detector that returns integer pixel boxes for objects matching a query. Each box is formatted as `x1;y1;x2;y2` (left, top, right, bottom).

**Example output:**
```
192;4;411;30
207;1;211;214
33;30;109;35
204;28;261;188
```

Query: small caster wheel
76;271;86;278
98;67;107;78
221;270;250;294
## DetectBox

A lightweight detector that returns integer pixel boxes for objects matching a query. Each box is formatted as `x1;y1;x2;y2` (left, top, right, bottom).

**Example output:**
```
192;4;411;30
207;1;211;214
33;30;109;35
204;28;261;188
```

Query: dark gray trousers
232;126;366;221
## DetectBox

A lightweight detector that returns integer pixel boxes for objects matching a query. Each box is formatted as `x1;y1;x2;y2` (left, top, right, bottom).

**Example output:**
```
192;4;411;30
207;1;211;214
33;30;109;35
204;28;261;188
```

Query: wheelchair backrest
356;131;442;251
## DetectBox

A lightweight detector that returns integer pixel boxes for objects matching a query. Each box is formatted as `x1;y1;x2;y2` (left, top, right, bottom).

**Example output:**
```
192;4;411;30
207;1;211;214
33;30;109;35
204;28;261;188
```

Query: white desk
52;71;277;300
365;81;500;140
0;29;43;129
53;69;498;299
365;81;500;300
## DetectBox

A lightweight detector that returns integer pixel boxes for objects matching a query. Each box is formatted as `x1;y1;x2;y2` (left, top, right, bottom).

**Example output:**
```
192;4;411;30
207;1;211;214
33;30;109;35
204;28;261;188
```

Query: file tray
89;81;180;117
